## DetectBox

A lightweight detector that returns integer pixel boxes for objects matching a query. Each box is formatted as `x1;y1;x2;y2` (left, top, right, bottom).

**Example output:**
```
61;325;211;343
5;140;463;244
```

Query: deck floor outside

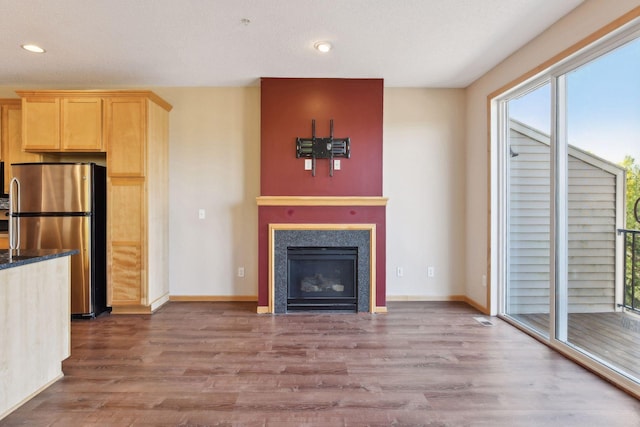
514;311;640;381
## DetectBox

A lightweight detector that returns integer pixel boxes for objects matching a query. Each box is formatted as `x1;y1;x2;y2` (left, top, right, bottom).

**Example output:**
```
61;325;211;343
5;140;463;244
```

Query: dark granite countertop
0;249;78;271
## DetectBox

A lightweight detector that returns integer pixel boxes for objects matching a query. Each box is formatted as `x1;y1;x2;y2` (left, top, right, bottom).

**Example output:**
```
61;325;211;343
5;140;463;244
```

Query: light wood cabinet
105;98;145;177
107;178;145;306
18;93;104;152
62;97;103;151
105;94;171;314
1;99;43;194
15;90;171;314
0;234;8;250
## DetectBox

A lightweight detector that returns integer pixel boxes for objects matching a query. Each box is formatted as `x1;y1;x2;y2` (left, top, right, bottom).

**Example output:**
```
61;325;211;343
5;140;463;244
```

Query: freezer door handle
9;177;20;250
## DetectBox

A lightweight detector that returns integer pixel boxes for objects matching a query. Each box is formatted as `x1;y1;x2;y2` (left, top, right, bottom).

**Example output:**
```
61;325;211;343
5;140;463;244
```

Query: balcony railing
618;228;640;313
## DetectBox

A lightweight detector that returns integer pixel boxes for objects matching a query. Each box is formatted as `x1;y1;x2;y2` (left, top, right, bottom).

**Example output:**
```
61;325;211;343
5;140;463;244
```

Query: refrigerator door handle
9;177;20;250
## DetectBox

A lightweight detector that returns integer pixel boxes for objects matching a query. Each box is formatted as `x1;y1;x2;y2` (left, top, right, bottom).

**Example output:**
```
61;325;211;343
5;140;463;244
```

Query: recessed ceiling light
21;44;46;54
314;41;332;53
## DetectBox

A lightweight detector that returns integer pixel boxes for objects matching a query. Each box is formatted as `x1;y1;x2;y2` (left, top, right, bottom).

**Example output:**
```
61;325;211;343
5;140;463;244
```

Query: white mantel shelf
256;196;388;206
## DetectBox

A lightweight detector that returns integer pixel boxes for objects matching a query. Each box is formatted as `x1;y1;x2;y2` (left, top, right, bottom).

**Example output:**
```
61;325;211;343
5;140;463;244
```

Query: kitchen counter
0;248;78;270
0;249;74;420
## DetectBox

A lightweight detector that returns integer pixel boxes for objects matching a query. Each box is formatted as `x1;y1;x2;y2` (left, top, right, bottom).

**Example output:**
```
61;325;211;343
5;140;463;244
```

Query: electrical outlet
238;267;245;278
396;267;403;277
428;266;435;277
198;209;205;219
334;159;341;170
482;274;487;287
304;159;312;170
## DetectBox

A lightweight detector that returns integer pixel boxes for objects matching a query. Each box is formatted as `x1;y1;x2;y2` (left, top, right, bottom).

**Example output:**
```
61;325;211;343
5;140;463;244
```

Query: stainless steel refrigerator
9;163;107;318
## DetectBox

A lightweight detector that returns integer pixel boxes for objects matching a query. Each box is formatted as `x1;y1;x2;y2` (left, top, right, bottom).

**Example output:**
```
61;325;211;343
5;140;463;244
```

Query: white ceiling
1;0;584;88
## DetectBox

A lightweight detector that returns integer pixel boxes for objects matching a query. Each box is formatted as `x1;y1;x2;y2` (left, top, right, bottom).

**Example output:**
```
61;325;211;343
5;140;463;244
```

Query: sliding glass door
504;83;552;337
496;26;640;385
559;37;640;380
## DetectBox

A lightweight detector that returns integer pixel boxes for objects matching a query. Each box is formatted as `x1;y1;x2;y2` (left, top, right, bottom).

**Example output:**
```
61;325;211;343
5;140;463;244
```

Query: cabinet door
106;98;146;177
62;97;104;151
22;97;60;151
107;177;146;306
2;103;42;194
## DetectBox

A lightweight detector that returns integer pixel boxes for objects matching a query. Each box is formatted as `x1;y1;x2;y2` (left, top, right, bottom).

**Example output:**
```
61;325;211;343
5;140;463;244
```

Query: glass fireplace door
287;247;358;312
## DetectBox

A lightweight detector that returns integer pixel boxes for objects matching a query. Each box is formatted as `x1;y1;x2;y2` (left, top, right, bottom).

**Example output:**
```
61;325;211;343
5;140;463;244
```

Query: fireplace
287;247;358;312
267;224;375;313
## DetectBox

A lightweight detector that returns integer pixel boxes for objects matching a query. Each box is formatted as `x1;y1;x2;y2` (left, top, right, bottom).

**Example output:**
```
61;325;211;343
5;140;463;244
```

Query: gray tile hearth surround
273;229;371;313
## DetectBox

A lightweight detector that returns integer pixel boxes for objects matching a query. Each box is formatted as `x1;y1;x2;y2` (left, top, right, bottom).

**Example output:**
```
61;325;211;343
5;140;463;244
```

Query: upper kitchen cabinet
0;99;42;194
62;97;103;151
16;92;104;152
105;97;146;177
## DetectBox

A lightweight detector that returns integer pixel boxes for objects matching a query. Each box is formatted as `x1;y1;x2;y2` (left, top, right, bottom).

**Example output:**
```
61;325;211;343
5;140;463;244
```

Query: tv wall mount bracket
296;119;350;177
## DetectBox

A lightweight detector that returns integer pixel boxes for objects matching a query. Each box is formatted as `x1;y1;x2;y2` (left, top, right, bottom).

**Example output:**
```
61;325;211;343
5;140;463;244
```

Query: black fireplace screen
287;247;358;312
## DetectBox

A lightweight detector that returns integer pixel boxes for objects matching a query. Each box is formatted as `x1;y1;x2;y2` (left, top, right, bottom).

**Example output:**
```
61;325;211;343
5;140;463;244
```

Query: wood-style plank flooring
2;301;640;426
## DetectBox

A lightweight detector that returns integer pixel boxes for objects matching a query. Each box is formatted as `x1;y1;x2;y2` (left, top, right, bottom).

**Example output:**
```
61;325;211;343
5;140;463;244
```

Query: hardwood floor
2;301;639;426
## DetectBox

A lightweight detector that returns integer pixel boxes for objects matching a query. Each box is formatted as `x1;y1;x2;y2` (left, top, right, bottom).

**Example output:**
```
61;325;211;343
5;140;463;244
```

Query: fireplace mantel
256;196;388;207
257;196;387;314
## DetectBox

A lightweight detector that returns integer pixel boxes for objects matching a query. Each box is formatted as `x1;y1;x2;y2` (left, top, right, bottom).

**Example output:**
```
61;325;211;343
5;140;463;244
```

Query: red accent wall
258;78;386;309
260;78;383;196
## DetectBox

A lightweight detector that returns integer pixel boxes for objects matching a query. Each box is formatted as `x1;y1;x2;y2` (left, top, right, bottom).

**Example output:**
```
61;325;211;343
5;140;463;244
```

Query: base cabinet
0;256;71;420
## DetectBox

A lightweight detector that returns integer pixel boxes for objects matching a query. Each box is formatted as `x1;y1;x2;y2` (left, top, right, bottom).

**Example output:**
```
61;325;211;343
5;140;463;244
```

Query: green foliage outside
619;156;640;310
620;156;640;229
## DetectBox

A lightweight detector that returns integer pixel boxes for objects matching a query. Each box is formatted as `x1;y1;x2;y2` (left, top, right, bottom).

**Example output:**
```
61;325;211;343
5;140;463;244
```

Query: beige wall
384;88;467;300
0;89;17;98
155;86;467;299
465;0;640;313
152;87;261;297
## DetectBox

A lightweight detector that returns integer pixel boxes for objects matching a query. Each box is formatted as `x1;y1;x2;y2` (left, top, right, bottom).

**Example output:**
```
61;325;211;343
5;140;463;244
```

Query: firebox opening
287;246;358;312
